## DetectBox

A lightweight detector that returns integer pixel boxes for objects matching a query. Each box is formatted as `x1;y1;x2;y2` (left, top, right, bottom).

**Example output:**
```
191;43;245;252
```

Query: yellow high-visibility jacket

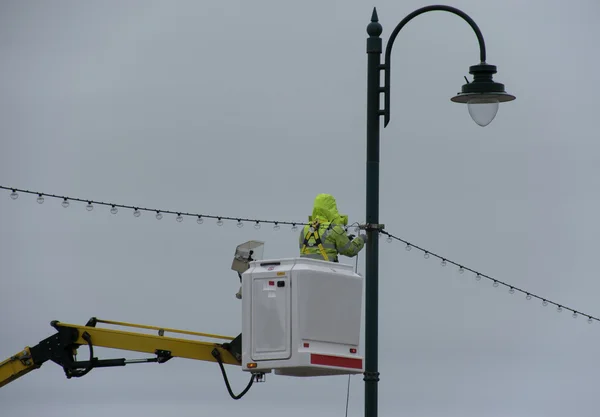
299;194;365;262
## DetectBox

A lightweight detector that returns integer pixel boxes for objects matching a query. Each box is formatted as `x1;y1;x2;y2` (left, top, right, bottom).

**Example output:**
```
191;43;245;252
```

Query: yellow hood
308;193;348;226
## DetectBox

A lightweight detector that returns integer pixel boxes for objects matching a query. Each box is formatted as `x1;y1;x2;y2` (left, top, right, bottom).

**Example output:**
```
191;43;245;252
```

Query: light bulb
386;236;392;243
424;252;430;259
292;224;298;232
405;244;411;251
542;300;548;307
237;220;244;228
526;294;532;300
10;190;18;200
588;317;593;324
467;98;499;127
110;206;118;214
459;267;465;274
86;202;93;211
156;212;163;220
133;209;141;217
273;223;280;231
493;281;499;288
475;274;481;281
61;199;69;208
572;312;577;319
441;259;447;267
37;194;44;204
254;222;261;230
176;214;183;222
509;287;515;294
197;216;204;224
557;306;562;313
217;218;224;226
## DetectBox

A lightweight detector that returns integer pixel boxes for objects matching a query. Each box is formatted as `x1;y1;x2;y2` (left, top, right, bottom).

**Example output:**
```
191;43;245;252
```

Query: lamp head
451;63;515;126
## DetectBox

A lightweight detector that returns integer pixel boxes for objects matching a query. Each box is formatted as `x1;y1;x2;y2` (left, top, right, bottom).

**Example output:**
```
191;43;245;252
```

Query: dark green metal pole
365;8;382;417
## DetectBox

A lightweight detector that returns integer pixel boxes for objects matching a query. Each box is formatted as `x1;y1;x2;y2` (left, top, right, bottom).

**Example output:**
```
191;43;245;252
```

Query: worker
299;193;366;262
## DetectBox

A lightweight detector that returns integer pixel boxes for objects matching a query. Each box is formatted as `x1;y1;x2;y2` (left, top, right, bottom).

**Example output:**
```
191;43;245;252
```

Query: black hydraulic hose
211;348;254;400
68;332;94;378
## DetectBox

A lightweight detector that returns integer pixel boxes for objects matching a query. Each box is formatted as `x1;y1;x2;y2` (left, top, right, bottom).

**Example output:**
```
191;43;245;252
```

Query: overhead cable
3;185;597;325
381;230;599;324
1;186;306;231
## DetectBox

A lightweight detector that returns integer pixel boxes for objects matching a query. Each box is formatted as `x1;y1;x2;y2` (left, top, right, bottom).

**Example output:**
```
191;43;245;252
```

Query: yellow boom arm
1;318;244;390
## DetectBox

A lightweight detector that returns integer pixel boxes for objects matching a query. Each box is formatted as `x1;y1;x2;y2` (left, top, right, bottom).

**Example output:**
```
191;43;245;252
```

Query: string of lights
1;185;309;231
3;185;597;324
380;230;599;324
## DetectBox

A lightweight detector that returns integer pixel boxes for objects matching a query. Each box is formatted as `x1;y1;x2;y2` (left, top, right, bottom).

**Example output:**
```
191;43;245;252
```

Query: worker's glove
347;234;356;241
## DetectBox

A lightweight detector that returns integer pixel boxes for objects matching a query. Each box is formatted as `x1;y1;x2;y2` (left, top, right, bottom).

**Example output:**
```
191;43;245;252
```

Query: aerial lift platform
1;241;364;399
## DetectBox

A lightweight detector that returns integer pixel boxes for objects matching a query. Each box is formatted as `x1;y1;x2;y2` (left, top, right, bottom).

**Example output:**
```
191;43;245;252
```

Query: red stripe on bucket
310;354;362;369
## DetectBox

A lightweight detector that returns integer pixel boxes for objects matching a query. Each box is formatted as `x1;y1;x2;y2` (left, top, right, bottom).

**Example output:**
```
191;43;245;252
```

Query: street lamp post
364;6;515;417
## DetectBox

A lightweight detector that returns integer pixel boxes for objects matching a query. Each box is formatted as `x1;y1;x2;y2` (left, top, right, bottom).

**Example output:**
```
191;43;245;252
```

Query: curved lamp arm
383;5;487;127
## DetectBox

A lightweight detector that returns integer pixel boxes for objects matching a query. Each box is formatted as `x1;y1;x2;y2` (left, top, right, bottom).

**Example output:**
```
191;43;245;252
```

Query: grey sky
1;0;599;416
